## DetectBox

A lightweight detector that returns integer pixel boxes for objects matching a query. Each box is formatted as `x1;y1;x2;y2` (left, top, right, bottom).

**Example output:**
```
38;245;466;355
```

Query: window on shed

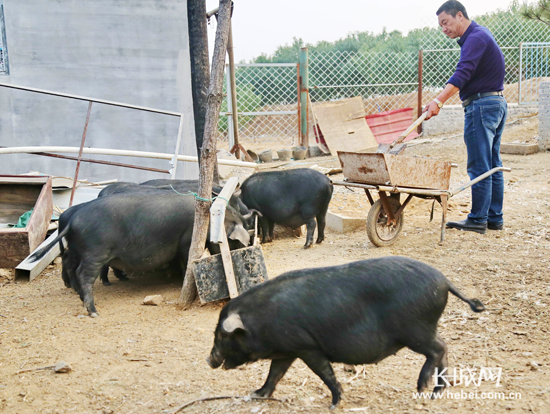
0;1;8;75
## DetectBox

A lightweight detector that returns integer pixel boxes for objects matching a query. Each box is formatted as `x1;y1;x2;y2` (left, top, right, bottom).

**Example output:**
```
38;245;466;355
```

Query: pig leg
316;212;327;244
432;335;448;395
100;266;112;286
410;334;447;393
301;353;342;409
303;217;317;248
76;259;104;317
259;217;272;243
113;268;129;281
252;357;296;398
268;220;275;241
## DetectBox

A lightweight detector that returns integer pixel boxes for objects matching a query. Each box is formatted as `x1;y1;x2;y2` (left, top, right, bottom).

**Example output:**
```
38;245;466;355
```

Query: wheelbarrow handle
449;167;512;197
389;112;428;149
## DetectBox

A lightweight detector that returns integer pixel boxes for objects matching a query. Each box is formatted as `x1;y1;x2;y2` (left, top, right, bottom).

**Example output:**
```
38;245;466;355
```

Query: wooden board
312;97;378;156
0;176;53;269
193;245;268;303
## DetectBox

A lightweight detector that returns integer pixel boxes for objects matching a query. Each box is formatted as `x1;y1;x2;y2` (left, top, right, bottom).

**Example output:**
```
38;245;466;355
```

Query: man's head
437;1;470;39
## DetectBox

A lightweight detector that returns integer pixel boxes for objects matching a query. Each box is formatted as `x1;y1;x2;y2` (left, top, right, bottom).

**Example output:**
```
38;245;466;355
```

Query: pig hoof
330;404;338;410
303;244;312;249
102;281;112;286
90;312;99;318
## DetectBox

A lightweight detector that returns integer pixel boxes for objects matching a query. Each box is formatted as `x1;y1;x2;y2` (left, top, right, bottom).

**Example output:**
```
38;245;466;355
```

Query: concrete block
501;142;540;155
326;211;366;233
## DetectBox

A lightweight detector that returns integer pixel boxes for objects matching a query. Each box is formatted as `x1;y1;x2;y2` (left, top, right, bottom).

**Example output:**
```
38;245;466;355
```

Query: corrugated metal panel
365;108;419;144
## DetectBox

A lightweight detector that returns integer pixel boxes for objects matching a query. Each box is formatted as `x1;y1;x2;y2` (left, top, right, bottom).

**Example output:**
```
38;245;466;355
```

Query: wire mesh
217;12;549;149
520;42;550;104
309;50;420;115
217;63;299;147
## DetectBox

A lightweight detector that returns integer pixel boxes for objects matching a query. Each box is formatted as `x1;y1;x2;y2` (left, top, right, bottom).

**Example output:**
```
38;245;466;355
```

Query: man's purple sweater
447;21;505;102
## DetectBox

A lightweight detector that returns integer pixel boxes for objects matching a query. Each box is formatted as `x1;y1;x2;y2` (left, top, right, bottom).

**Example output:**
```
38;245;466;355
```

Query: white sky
204;0;515;62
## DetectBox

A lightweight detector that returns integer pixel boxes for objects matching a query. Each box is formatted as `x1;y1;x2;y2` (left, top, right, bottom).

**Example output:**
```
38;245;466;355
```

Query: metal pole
297;63;301;146
170;115;185;178
227;22;240;159
225;63;235;150
417;50;423;134
519;43;523;104
299;47;309;148
69;101;93;207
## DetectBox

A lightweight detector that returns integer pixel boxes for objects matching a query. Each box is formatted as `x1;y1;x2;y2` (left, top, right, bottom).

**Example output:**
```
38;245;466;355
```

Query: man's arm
424;83;460;120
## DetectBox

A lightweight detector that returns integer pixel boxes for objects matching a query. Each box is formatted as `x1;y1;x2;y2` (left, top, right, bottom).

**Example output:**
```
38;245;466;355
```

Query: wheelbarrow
334;151;511;247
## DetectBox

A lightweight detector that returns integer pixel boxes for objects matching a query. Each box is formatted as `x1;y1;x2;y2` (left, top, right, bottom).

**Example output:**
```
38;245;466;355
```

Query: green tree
520;0;550;26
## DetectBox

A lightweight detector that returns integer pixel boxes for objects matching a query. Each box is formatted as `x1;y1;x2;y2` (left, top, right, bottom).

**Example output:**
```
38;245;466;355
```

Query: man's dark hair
437;0;469;19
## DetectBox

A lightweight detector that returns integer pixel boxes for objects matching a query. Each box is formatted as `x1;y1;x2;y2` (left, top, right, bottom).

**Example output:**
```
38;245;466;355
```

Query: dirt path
1;117;549;414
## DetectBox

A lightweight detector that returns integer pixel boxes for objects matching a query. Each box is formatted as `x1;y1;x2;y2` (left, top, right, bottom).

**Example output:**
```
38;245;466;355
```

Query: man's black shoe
446;218;487;234
488;222;504;230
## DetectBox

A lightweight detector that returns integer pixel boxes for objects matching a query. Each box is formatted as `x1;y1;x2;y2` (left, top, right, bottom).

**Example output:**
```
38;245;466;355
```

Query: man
424;1;507;234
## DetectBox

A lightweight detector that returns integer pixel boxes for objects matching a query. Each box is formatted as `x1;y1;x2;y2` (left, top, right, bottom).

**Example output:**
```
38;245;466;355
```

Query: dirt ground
1;116;549;414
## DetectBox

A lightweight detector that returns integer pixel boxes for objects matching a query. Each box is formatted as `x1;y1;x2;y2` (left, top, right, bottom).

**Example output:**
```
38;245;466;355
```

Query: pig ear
222;313;246;333
233;188;242;197
228;224;250;247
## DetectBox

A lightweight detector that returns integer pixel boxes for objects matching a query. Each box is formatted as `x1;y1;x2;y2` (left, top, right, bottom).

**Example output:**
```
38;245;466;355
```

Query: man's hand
424;101;440;120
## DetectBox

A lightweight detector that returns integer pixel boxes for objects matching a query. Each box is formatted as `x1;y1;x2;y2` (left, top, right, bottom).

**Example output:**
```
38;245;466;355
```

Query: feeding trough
0;175;53;269
192;177;268;303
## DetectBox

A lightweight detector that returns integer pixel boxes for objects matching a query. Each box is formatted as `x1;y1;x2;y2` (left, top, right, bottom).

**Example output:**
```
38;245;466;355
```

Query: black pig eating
207;256;485;409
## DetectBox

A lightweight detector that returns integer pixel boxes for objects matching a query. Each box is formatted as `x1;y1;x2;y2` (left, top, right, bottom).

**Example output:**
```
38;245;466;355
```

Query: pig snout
207;350;223;369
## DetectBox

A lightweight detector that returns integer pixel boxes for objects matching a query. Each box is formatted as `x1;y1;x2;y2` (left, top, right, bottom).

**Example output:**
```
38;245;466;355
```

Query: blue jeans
463;96;507;225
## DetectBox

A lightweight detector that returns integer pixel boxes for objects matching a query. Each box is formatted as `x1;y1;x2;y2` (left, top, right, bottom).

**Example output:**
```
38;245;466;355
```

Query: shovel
376;111;428;154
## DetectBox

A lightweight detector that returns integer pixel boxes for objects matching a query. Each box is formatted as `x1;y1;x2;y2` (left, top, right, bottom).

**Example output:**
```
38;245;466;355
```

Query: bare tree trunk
187;0;220;184
178;0;232;308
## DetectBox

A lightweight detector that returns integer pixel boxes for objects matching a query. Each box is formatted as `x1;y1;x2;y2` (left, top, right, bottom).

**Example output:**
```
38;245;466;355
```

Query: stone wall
422;103;539;137
539;81;550;150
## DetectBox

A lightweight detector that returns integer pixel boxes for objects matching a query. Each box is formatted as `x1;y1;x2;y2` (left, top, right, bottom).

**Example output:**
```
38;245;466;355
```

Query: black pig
207;256;485;409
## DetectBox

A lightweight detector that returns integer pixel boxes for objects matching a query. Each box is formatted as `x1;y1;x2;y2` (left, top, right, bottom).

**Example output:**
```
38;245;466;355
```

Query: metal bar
395;194;414;217
364;189;374;206
519;43;523;105
439;195;448;246
227;24;240;160
423;46;519;52
312;82;419;88
31;152;169;173
69;101;92;207
15;230;61;281
297;63;301;145
235;63;298;67
225;64;235;150
0;146;258;168
170;115;185;178
0;82;181;116
206;6;219;18
449;167;512;197
332;180;450;197
300;47;309;147
378;192;396;224
0;145;169;172
220;110;298;116
417;50;423;134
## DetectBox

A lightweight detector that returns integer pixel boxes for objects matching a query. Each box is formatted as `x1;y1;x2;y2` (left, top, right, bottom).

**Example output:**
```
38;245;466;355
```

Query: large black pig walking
207;256;485;409
238;168;333;248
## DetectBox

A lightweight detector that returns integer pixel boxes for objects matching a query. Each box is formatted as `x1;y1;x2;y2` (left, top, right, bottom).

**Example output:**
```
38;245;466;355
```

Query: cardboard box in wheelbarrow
337;152;452;190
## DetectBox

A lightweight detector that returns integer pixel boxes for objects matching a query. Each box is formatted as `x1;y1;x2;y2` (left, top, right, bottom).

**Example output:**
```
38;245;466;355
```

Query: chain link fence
217;63;299;147
218;11;550;149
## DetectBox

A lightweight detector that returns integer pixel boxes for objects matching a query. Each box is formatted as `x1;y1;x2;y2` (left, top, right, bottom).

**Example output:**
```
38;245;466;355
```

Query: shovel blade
376;144;391;153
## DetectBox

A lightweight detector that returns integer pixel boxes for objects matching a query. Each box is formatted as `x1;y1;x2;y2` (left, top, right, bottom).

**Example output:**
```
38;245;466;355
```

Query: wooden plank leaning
210;177;239;298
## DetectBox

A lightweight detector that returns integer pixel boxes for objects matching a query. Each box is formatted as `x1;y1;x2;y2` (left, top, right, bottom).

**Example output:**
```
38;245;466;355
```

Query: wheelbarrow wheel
366;198;404;247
